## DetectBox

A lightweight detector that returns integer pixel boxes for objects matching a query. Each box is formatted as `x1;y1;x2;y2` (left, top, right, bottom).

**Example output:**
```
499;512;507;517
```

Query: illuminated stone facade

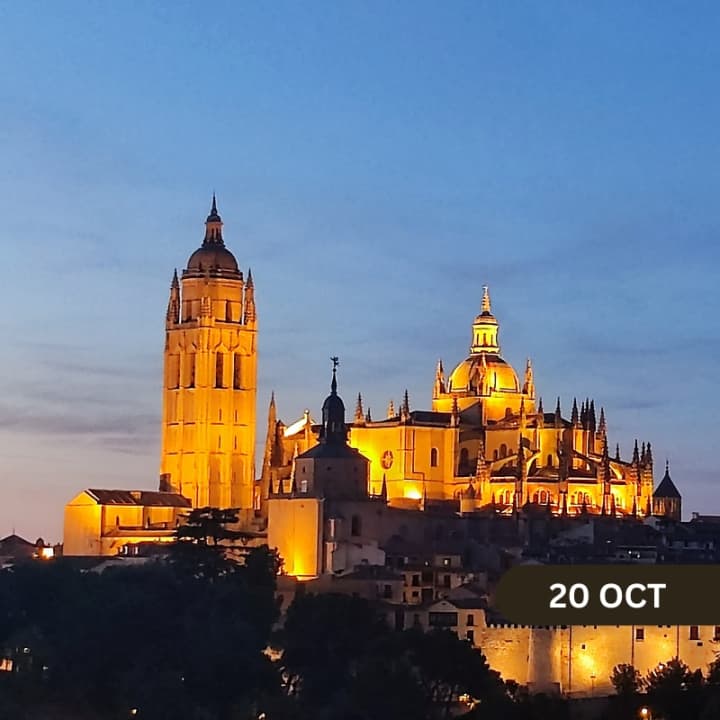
63;489;190;556
160;197;258;510
391;599;720;696
267;365;386;579
276;286;665;519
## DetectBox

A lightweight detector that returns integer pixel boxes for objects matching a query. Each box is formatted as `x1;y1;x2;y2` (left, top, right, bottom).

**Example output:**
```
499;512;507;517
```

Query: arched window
186;353;196;388
351;515;362;537
500;444;507;459
493;449;498;461
547;454;553;467
233;353;242;389
215;353;224;388
459;447;470;474
225;301;233;322
430;448;438;467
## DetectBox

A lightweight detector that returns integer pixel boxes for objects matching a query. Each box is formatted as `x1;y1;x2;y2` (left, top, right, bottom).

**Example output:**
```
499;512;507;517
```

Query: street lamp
639;707;652;719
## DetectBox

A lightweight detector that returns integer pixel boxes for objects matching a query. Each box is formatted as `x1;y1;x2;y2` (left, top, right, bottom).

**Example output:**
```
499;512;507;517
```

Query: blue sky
1;1;718;540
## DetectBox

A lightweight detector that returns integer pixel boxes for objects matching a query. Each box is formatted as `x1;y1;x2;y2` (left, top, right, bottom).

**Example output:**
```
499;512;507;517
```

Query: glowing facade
274;287;669;519
160;197;258;510
63;489;190;556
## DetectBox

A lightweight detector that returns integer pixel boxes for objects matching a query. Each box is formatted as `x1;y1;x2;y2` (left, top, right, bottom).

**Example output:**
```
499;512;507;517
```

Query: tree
399;628;504;718
645;658;704;720
275;592;389;709
611;663;643;697
608;664;644;720
0;543;282;720
176;506;253;545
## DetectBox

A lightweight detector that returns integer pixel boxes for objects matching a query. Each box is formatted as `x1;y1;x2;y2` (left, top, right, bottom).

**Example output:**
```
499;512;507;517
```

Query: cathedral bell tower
160;196;258;510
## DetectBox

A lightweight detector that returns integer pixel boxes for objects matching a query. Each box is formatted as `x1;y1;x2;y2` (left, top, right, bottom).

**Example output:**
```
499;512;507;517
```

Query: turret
354;393;365;424
260;391;278;501
598;407;607;436
450;395;460;427
433;359;446;399
401;389;411;421
653;461;681;521
469;286;500;354
319;357;347;444
588;400;596;434
554;398;562;428
523;358;535;398
166;269;180;326
243;268;256;325
571;398;579;427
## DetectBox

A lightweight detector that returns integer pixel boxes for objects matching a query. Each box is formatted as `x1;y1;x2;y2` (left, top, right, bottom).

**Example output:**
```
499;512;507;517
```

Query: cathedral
63;199;682;557
264;286;679;522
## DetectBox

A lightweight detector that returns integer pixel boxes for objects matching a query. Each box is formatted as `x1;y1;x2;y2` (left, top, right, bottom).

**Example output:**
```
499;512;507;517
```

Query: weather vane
331;356;339;371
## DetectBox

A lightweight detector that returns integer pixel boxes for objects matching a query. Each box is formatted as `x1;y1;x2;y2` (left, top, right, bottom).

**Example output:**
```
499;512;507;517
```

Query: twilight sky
1;2;719;540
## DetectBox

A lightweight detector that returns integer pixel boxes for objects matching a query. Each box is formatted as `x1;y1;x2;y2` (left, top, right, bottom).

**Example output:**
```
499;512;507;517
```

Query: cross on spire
330;356;339;394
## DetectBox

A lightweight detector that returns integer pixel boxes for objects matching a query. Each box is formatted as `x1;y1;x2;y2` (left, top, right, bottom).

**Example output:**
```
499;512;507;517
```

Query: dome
448;353;520;394
322;392;345;420
185;245;241;278
183;195;243;279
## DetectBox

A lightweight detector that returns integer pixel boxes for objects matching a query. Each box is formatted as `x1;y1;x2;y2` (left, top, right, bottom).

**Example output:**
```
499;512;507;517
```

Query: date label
549;582;667;610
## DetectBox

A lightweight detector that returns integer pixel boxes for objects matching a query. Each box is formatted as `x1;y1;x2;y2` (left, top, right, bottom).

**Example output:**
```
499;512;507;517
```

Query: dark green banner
495;565;720;625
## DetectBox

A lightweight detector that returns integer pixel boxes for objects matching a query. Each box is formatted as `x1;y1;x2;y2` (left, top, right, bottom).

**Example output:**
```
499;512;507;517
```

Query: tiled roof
654;471;681;499
86;489;191;507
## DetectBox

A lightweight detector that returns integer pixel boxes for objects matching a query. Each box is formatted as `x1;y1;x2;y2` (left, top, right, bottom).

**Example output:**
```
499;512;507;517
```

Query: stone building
63;489;190;556
267;287;680;522
160;196;258;511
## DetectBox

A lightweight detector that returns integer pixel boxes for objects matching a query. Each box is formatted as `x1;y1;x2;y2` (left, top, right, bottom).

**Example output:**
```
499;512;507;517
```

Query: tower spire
320;357;346;445
481;285;491;313
203;194;224;245
166;269;180;325
354;393;364;423
433;359;446;398
331;356;339;394
243;268;256;324
523;357;535;397
401;389;410;420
